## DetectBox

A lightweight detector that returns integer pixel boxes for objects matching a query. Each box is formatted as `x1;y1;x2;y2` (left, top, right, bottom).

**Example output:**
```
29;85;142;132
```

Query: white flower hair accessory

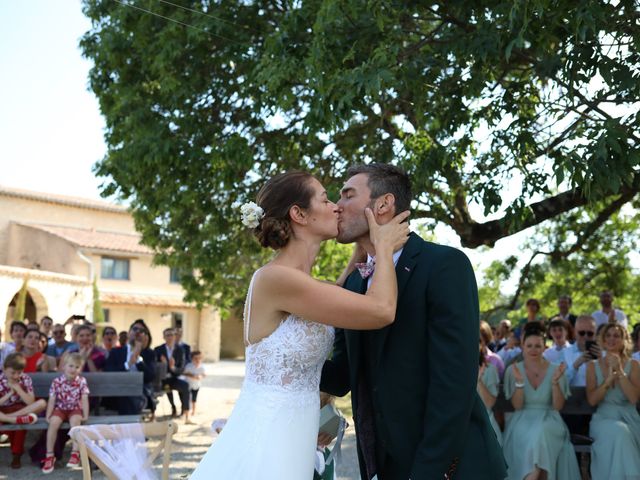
240;201;264;228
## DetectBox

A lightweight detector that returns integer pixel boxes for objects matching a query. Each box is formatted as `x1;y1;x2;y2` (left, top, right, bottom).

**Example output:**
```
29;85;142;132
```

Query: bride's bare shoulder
255;264;309;287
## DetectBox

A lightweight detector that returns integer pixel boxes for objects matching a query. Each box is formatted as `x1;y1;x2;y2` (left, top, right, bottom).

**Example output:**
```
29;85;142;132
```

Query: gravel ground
0;360;360;479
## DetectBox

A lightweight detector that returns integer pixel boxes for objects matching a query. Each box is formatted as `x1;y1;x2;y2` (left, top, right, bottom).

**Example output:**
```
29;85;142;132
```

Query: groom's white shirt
366;249;404;290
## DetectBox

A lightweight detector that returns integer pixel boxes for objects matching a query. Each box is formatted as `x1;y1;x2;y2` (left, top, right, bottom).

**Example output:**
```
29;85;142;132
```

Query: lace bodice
243;272;334;393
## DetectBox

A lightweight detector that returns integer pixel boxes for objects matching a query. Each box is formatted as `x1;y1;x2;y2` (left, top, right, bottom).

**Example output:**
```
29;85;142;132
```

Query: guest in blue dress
477;341;502;446
503;323;580;480
586;322;640;480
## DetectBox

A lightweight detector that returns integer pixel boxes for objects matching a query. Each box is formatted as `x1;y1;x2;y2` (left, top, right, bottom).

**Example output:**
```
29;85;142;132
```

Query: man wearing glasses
562;315;601;442
563;315;601;387
45;324;74;365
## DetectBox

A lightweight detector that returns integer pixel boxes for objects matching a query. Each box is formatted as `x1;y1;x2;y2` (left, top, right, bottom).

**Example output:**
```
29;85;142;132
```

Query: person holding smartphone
562;315;601;440
564;315;601;387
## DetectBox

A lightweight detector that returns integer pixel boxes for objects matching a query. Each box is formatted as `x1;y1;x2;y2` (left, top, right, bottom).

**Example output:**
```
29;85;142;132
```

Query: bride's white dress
191;273;335;479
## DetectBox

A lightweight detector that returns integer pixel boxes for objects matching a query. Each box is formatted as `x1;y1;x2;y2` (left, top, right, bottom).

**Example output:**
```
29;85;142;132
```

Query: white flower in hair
240;201;264;228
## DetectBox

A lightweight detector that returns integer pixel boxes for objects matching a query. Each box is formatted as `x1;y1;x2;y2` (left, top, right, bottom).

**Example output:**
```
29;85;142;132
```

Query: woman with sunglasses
502;323;580;480
586;323;640;480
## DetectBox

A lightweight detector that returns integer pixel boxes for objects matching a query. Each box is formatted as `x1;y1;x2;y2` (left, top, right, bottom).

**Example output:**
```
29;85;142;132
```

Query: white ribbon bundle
69;424;158;480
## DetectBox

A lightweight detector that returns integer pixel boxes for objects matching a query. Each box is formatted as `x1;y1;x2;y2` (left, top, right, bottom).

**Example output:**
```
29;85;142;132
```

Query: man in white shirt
563;315;600;387
591;291;628;329
543;318;571;364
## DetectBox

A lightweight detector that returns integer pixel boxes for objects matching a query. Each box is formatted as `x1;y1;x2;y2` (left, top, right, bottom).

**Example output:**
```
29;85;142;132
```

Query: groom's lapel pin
404;266;411;272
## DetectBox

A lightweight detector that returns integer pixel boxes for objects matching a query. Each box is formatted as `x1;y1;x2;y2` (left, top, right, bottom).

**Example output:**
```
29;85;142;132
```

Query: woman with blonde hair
586;322;640;480
480;321;505;377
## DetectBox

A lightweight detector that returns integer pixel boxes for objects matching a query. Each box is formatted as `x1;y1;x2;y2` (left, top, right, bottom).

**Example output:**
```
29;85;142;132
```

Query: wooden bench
1;371;143;431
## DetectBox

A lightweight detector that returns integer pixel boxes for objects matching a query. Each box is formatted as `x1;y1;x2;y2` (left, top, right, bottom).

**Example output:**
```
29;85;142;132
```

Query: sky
0;0;106;200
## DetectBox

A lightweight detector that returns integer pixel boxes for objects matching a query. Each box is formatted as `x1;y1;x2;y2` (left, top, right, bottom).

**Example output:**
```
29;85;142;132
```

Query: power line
153;0;259;33
112;0;249;46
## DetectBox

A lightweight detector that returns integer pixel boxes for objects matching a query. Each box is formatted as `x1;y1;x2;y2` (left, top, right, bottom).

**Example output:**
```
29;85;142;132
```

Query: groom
320;164;506;479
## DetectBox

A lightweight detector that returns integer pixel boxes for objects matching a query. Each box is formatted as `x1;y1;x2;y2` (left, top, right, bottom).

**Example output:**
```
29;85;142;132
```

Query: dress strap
243;271;259;346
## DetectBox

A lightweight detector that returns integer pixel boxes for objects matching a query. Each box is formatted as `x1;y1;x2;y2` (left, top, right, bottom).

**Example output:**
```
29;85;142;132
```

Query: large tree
80;0;640;309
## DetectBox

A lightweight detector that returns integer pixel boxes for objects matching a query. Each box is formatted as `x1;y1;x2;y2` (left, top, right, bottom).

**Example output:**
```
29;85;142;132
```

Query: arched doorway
5;287;48;325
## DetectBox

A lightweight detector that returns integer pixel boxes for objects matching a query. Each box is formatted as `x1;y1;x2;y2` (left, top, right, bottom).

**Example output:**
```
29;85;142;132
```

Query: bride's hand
366;208;410;252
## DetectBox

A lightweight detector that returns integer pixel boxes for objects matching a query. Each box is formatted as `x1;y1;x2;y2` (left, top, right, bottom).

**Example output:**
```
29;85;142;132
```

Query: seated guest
118;330;128;347
0;353;47;468
105;321;156;415
543;317;571;364
10;321;27;352
586;323;640;480
480;321;505;377
477;340;502;446
139;328;158;420
592;290;628;329
101;326;118;356
41;352;90;473
38;332;57;371
562;314;600;440
514;298;546;339
495;319;511;352
503;324;580;480
555;295;577;330
39;316;54;345
45;323;74;363
564;315;600;387
22;329;51;372
498;329;522;367
154;328;191;423
62;325;105;372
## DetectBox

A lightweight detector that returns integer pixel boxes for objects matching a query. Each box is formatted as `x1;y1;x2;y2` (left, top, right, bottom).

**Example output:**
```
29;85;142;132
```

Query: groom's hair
346;163;412;213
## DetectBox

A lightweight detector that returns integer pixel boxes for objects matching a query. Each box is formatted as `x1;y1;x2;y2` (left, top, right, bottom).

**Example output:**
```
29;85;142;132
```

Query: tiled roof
0;185;127;213
100;291;194;308
16;222;153;255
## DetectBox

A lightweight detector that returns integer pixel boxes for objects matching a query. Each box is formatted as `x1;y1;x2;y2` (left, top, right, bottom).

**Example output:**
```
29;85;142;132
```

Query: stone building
0;185;221;360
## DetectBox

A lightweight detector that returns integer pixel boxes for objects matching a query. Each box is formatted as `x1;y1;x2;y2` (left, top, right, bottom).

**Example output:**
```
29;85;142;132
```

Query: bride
191;171;409;479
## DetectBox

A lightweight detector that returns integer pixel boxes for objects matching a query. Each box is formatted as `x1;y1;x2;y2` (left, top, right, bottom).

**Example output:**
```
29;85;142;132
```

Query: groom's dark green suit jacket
320;233;506;480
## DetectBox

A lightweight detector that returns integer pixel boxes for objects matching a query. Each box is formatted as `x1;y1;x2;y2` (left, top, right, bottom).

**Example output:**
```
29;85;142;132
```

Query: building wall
0;194;133;264
89;253;183;296
7;224;89;277
220;310;245;359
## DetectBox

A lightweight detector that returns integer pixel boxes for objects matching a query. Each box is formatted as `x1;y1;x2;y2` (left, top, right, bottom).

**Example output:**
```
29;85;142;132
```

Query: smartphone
585;340;598;359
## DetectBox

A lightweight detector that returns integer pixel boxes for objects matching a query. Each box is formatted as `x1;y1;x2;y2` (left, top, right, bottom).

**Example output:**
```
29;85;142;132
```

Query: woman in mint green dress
503;325;580;480
478;340;502;446
586;323;640;480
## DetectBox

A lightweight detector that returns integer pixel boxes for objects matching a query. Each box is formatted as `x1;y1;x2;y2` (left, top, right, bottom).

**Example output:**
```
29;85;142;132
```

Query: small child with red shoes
0;352;47;468
42;352;90;474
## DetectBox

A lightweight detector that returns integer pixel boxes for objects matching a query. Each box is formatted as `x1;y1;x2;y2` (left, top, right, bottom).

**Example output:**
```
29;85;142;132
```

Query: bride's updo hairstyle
254;171;315;250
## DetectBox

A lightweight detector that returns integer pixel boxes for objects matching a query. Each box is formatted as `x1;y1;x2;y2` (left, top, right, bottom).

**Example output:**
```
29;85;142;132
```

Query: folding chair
71;421;178;480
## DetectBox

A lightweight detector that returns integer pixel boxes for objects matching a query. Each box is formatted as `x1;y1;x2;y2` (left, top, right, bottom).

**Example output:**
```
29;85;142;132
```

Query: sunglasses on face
577;330;595;337
131;327;144;333
53;331;65;335
104;331;117;336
